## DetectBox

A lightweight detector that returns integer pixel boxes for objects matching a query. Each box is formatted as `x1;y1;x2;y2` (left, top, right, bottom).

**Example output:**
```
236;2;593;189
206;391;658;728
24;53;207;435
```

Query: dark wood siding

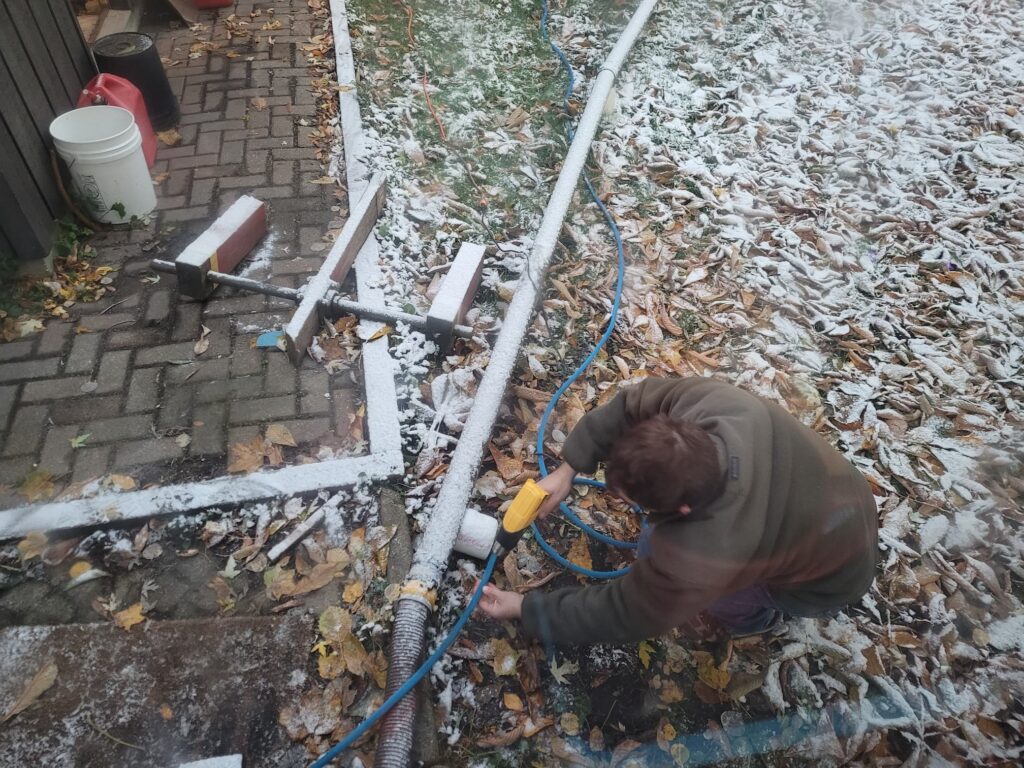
0;0;95;262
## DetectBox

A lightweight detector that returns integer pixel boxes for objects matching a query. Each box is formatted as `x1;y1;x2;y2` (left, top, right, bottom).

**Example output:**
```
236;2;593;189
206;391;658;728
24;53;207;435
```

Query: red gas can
77;73;157;167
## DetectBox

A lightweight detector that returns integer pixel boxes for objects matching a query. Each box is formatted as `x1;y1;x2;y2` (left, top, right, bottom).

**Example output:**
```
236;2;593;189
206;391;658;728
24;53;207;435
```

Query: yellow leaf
342;581;364;604
340;632;370;677
670;743;690;766
638;640;654;669
693;650;730;691
250;96;268;110
659;679;684;704
567;536;592;572
318;652;346;681
318;607;353;645
1;661;58;723
69;561;92;579
364;324;392;342
559;713;580;736
17;532;47;561
114;602;146;631
266;423;297;447
490;638;519;677
19;471;55;502
109;474;137;491
159;704;173;720
503;692;524;711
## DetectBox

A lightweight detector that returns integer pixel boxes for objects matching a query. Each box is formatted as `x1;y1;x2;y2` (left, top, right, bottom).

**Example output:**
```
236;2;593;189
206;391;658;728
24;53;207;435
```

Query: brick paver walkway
0;0;360;508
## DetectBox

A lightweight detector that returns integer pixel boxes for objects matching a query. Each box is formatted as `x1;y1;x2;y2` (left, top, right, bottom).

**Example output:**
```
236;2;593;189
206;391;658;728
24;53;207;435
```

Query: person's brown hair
605;415;725;514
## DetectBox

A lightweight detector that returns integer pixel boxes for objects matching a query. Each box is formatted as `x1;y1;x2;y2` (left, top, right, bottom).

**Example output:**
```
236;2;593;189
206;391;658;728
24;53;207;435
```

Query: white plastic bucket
49;105;157;224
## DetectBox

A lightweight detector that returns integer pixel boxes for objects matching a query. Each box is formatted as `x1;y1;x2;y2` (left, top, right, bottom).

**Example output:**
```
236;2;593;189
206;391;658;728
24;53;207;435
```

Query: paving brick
155;382;192;431
272;257;322;278
220;140;245;165
191;402;227;456
0;341;34;361
225;98;248;120
203;89;226;113
39;425;79;476
246;186;296;200
182;82;204;105
126;367;161;413
272;160;296;187
227;425;261;447
0;384;17;430
72;445;111;483
21;377;91;401
3;404;49;456
201;293;267;317
190;176;218;207
193;164;242;180
230;339;263;378
107;327;168;349
95;350;131;393
196;130;223;156
169;154;221;171
145;289;174;326
135;342;196;366
60;333;100;376
219;174;272;190
51;395;123;425
273;417;332;445
248;137;295;150
77;313;136;332
195;375;263;403
229;395;295;425
0;357;60;383
114;437;184;469
171;302;203;342
166;357;230;384
37;322;72;355
265;352;297;395
165;168;193;196
86;414;154;443
0;456;34;486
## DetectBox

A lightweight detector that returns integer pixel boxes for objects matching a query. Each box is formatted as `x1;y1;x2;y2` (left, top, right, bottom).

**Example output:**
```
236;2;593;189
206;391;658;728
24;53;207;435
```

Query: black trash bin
93;33;180;130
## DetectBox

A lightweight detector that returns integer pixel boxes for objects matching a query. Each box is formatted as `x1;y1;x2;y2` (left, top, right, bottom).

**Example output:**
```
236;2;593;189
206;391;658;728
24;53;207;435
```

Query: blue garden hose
532;0;636;579
309;553;498;768
310;4;635;763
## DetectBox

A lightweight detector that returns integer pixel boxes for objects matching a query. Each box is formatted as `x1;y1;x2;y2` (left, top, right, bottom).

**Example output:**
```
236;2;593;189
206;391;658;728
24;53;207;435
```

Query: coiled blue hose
532;0;636;579
309;553;498;768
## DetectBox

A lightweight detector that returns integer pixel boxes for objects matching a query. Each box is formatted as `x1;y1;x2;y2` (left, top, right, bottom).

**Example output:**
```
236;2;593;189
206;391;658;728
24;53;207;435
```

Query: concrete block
175;196;268;298
426;242;485;352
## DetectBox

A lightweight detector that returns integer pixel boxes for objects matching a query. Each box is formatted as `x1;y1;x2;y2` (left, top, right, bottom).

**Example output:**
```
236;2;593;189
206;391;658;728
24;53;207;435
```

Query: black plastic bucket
92;32;180;130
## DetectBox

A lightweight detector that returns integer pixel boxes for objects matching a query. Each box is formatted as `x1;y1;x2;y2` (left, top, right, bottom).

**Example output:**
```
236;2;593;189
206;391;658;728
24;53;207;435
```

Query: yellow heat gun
492;478;550;555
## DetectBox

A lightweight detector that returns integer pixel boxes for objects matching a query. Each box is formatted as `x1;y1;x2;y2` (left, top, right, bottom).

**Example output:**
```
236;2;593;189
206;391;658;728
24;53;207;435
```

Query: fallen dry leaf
194;324;211;355
157;129;181;146
559;712;581;736
159;704;173;720
19;471;55;503
1;661;58;723
250;96;268;110
113;602;146;631
228;437;266;473
266;423;297;447
342;580;364;604
69;561;92;579
490;638;519;677
109;474;137;491
503;692;524;711
567;535;592;573
17;532;47;561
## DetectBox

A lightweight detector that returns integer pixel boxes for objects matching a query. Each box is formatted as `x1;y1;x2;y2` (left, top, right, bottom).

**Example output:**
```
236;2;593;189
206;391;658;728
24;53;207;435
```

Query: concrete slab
0;615;311;767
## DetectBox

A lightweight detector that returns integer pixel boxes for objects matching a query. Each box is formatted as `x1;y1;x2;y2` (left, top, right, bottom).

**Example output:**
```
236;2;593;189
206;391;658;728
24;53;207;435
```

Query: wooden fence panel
0;0;95;262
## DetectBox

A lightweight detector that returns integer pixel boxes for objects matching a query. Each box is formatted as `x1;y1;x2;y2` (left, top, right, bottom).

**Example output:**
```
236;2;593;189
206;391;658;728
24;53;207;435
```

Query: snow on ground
326;0;1024;762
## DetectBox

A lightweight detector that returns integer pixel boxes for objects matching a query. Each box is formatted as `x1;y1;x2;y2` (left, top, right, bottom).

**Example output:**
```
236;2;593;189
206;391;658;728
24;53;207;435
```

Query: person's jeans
637;524;785;635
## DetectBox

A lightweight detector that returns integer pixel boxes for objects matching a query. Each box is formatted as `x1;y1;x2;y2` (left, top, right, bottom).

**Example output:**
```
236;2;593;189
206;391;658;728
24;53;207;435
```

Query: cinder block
175;195;268;298
426;242;485;352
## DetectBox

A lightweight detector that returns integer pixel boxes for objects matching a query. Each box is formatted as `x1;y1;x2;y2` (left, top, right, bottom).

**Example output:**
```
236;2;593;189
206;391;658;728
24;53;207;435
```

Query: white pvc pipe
407;0;660;587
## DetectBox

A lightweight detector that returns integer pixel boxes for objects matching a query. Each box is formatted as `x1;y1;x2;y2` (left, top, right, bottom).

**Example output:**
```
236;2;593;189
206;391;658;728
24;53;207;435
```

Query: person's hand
535;462;576;520
474;583;524;621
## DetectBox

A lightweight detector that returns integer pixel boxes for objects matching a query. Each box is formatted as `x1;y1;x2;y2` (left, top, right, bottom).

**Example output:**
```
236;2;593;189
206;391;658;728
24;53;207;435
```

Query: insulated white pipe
407;0;659;588
376;4;659;766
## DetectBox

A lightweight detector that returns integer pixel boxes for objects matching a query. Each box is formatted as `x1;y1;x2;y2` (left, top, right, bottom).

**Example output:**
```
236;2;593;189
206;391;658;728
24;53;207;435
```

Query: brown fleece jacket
520;377;878;646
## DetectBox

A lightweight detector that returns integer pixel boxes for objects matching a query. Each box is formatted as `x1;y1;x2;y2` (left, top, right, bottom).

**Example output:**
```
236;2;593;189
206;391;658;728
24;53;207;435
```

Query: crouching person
476;376;879;645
